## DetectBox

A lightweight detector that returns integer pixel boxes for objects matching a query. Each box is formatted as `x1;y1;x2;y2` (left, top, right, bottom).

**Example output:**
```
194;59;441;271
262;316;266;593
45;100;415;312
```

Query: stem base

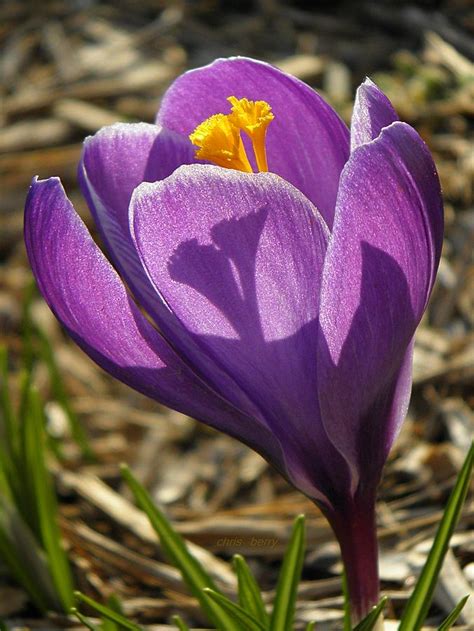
324;495;380;623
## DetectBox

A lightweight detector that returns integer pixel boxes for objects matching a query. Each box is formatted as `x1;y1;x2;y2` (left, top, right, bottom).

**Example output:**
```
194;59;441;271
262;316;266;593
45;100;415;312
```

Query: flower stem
325;494;380;623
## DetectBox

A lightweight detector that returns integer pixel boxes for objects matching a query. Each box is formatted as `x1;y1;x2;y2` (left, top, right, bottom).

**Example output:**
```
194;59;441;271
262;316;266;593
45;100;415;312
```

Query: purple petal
79;122;199;333
81;128;265;420
130;164;351;505
79;122;194;275
381;338;415;458
318;122;443;484
24;177;285;464
157;56;350;227
351;78;398;151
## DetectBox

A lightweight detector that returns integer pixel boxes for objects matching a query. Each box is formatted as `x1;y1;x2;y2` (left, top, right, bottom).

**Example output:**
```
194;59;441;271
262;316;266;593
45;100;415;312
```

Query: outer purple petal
318;122;443;486
79;122;204;340
157;56;350;227
351;78;398;151
79;122;194;279
130;164;351;506
24;177;285;465
81;127;264;421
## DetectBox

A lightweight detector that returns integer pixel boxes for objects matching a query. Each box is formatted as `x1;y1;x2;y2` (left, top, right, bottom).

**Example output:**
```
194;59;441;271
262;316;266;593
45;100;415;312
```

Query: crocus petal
79;122;199;329
157;56;350;227
81;129;265;421
130;165;327;414
350;78;398;151
130;164;351;505
24;177;286;466
79;122;195;282
318;122;443;484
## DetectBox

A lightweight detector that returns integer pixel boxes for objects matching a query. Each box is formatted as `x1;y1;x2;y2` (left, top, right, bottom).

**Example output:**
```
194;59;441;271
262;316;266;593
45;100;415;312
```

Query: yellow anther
227;96;274;172
189;97;274;174
189;113;253;173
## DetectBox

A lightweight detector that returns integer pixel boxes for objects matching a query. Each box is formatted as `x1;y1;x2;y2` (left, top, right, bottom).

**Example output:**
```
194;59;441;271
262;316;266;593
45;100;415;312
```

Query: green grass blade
341;570;351;631
399;442;474;631
353;597;387;631
269;514;305;631
0;463;12;502
100;615;117;631
0;496;59;611
203;588;267;631
75;593;143;631
0;347;17;457
171;615;191;631
233;554;269;625
305;623;316;631
20;282;93;460
71;607;100;631
20;279;37;373
0;351;15;501
17;369;42;536
0;521;49;613
35;325;94;461
0;348;23;494
121;464;239;631
0;348;73;613
25;386;74;611
18;367;33;429
437;595;470;631
100;595;124;631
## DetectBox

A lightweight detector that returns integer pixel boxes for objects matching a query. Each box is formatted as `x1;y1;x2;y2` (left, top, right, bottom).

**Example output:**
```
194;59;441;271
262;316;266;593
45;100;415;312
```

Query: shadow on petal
168;207;268;341
163;207;352;507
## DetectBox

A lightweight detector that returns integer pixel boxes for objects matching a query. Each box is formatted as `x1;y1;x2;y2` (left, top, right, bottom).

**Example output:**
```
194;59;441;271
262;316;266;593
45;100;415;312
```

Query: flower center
189;96;274;173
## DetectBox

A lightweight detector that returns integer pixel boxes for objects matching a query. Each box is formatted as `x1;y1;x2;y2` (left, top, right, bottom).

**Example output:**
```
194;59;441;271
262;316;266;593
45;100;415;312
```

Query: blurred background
1;0;473;628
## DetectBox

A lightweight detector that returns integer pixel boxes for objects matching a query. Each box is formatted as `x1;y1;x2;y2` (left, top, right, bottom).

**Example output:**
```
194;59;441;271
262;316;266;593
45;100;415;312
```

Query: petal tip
360;76;378;90
351;78;399;150
26;176;64;204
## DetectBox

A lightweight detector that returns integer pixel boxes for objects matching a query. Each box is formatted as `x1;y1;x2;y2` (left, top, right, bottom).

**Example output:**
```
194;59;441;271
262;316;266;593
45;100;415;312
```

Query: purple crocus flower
24;57;443;620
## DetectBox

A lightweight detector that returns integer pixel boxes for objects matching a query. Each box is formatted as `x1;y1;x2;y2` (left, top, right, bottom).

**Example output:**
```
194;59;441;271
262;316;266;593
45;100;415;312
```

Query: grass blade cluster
74;593;143;631
121;464;239;631
73;445;473;631
399;442;473;631
0;347;74;612
269;514;305;631
119;466;309;631
26;386;74;608
233;554;269;625
203;588;267;631
21;282;94;460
